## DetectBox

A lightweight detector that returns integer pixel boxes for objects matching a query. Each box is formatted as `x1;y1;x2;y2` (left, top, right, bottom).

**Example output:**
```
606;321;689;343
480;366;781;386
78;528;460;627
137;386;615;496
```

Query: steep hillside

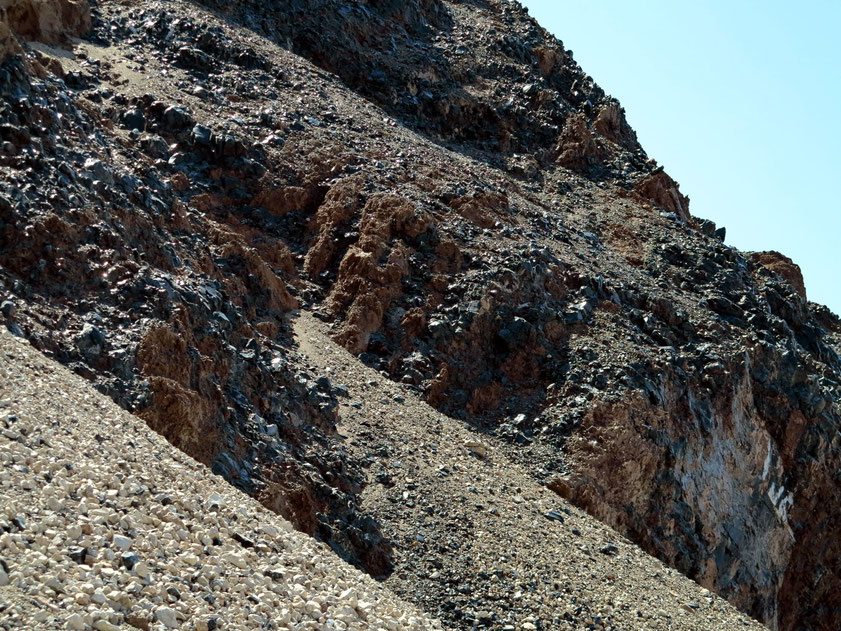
1;1;840;629
0;326;442;630
1;303;768;630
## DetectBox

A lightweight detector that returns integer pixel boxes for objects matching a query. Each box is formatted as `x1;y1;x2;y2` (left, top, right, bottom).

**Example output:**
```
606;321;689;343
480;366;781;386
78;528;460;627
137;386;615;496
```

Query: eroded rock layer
0;1;839;629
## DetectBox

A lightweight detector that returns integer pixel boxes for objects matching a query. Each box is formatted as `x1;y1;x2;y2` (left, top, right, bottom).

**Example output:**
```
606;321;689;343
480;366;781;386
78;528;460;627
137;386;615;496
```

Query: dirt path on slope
293;311;765;631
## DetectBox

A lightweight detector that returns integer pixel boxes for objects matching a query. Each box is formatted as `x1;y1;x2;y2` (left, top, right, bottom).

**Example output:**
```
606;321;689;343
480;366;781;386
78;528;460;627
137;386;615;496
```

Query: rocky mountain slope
0;311;766;630
1;0;840;629
0;325;442;631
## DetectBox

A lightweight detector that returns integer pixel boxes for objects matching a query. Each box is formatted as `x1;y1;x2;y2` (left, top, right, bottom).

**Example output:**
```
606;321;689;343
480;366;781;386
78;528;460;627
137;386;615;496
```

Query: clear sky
520;1;841;314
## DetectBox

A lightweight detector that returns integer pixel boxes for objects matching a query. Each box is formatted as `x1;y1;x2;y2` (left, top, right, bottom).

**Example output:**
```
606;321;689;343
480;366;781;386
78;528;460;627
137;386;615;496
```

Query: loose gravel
0;329;441;631
294;313;768;631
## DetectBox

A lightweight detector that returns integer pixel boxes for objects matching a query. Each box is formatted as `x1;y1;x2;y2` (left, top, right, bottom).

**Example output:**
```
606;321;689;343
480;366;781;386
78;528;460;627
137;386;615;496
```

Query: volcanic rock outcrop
750;251;807;301
0;1;839;630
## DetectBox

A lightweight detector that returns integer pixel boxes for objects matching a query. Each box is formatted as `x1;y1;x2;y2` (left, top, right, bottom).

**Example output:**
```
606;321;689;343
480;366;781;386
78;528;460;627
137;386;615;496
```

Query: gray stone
120;551;140;570
122;107;146;131
67;546;87;564
0;300;16;318
162;106;194;132
83;159;115;186
155;607;178;629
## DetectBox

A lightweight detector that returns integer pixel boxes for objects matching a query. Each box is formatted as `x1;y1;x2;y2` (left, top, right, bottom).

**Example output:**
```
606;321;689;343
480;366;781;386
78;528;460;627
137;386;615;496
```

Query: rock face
0;0;840;630
1;0;90;46
750;250;807;300
549;358;797;623
0;17;21;60
634;169;691;222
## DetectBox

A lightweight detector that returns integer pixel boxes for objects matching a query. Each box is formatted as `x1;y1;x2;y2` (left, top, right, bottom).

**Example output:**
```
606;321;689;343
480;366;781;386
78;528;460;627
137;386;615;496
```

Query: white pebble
155;606;179;629
113;535;132;550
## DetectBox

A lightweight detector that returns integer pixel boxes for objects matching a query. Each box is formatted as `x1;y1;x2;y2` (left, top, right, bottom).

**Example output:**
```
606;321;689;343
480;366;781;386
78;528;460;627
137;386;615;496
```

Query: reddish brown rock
252;183;310;217
136;325;190;386
328;194;431;353
556;113;612;170
0;15;21;59
533;45;562;79
594;103;639;151
1;0;90;44
750;251;807;300
635;169;691;222
304;175;366;278
206;223;298;314
400;307;427;341
136;324;222;463
331;245;409;354
449;190;508;229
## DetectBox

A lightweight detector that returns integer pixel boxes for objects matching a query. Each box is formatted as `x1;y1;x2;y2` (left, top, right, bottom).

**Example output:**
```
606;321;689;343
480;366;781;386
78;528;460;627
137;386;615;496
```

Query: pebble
133;560;150;579
155;607;179;629
545;510;565;522
113;534;132;550
121;107;146;131
121;551;140;570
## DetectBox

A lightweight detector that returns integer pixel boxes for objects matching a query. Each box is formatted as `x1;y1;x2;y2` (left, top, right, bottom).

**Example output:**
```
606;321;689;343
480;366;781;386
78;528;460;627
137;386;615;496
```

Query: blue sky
520;1;841;314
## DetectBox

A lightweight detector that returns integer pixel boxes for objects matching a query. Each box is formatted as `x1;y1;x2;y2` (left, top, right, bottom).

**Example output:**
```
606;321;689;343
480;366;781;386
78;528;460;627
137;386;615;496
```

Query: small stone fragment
155;607;179;629
133;560;150;579
121;551;140;570
113;534;132;550
0;300;15;318
66;613;85;630
125;614;150;631
232;532;255;548
68;546;88;564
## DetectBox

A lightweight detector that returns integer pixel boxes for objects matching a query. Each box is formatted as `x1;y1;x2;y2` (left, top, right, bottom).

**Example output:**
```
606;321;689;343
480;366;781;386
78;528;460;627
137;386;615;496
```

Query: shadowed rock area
0;1;840;630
